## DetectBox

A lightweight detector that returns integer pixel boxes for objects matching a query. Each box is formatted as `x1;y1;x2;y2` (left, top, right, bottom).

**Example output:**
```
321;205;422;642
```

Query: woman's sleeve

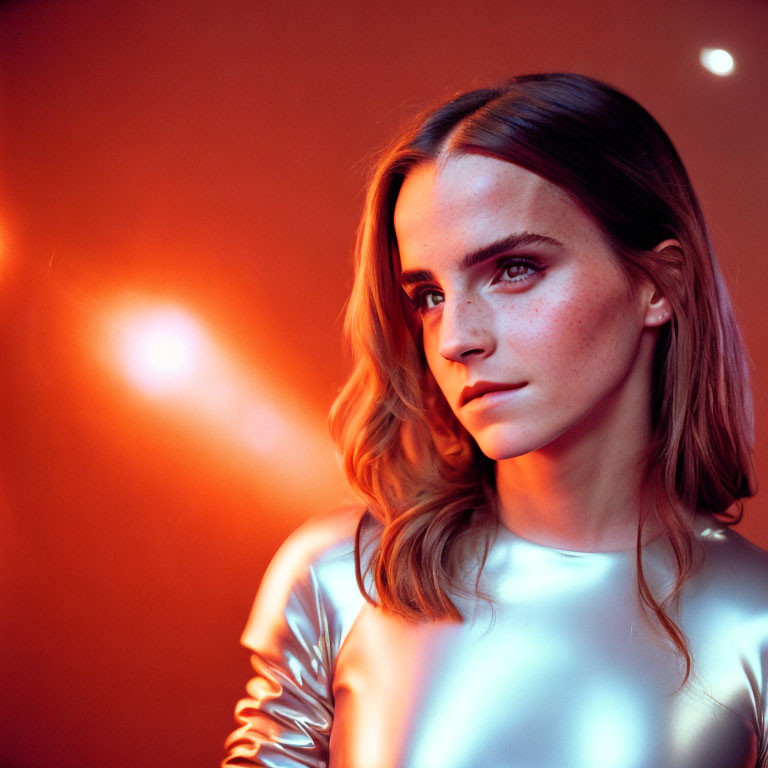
221;531;336;768
760;622;768;768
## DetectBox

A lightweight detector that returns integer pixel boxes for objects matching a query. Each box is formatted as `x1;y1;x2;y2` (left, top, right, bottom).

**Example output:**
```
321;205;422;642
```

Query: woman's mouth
459;381;528;407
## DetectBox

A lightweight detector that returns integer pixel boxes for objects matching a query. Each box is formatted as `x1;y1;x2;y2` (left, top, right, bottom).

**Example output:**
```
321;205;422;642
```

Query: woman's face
393;153;664;461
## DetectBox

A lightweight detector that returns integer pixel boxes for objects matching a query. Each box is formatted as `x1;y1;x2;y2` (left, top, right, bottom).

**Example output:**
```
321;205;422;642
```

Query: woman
222;73;767;767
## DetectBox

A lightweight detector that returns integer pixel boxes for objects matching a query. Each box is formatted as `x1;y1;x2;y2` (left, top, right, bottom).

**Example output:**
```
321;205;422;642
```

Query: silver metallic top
222;507;768;767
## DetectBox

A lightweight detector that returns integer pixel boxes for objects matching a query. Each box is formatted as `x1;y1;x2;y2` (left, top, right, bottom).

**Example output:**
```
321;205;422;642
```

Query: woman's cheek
563;295;639;386
520;297;616;382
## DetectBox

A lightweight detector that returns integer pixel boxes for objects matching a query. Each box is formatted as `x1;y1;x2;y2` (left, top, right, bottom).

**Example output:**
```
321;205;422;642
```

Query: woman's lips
464;387;527;410
459;381;527;407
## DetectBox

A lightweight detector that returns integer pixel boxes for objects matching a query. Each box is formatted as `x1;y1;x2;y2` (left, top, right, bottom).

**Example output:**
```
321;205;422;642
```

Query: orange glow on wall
100;292;347;506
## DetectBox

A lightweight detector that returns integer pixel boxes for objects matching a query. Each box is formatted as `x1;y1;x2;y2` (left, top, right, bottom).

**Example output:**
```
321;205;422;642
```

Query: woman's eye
407;288;444;313
494;258;541;284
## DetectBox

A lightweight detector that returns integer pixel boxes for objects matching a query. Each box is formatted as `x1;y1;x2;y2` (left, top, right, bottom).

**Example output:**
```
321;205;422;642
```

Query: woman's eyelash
405;257;542;313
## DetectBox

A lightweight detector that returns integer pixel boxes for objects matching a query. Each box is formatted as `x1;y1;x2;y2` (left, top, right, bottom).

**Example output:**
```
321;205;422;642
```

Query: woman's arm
222;529;337;767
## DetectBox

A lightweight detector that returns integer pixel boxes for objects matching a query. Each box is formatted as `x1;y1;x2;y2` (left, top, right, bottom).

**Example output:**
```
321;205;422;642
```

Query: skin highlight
394;152;678;552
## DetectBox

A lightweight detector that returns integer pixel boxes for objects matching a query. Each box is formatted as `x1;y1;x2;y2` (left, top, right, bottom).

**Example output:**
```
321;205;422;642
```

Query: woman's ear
641;238;682;327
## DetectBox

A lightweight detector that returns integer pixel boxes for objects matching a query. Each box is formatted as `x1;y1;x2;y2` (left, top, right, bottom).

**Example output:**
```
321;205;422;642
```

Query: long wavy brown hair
328;72;756;684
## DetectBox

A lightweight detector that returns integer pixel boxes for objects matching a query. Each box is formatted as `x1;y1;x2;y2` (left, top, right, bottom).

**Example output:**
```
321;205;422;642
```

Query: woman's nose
437;298;495;362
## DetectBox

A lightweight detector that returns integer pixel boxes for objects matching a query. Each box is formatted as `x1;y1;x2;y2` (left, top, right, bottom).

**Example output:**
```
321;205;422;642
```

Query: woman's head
333;72;755;520
394;152;674;465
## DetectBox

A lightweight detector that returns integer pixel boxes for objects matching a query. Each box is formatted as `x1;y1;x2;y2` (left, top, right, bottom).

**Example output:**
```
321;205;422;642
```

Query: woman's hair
328;72;756;683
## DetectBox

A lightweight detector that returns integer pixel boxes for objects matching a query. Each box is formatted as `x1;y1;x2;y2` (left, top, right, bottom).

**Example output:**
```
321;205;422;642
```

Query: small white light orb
700;48;735;76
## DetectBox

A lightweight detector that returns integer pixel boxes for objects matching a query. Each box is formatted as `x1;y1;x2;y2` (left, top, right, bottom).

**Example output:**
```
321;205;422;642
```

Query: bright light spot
101;295;347;509
115;306;207;395
700;48;735;76
409;624;571;766
579;680;646;767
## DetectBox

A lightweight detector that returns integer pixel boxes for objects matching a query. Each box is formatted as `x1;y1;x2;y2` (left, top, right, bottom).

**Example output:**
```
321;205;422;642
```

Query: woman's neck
494;422;662;554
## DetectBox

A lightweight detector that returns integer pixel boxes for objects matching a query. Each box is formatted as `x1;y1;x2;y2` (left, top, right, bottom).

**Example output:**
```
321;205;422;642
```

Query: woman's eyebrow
399;231;564;287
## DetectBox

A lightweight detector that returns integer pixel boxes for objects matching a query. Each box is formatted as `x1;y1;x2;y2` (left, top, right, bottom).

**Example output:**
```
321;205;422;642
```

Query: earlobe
645;299;673;327
642;283;673;328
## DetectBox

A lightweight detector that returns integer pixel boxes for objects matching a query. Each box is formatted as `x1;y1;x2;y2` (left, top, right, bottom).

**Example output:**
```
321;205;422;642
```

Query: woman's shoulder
696;513;768;573
273;505;364;570
241;506;369;651
692;512;768;614
258;506;367;602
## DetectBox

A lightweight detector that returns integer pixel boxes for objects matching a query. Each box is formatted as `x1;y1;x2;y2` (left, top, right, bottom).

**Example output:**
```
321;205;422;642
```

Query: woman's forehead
393;154;590;264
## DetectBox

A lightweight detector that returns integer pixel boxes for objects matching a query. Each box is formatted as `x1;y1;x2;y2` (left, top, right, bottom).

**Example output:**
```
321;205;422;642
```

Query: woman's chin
472;430;543;462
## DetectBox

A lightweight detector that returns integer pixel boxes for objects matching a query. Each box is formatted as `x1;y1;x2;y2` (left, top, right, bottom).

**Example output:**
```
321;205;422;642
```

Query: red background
1;1;766;765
